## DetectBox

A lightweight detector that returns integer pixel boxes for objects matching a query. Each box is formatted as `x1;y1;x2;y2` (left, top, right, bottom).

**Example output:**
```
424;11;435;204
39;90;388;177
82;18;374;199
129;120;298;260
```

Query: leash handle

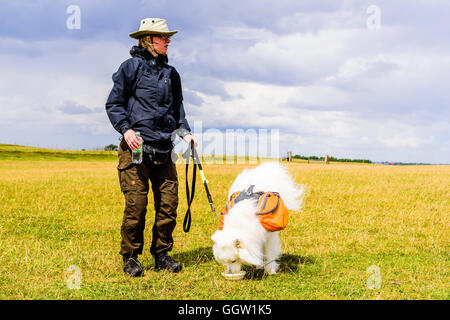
183;141;223;232
183;141;196;232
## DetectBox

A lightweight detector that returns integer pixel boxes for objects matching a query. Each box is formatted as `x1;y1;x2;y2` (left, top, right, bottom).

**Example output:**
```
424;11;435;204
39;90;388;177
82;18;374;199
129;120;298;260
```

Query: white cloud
0;37;129;128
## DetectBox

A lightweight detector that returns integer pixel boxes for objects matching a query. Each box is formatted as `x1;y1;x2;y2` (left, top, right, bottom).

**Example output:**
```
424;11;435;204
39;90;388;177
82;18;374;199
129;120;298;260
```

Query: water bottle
132;131;143;164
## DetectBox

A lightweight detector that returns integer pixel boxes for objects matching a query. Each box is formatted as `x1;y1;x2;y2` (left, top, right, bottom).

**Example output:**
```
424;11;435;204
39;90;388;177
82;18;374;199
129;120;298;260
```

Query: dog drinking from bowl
211;162;304;279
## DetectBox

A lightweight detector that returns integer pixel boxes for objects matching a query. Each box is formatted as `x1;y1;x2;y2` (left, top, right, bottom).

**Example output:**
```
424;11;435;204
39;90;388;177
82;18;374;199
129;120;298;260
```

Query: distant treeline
293;154;372;163
376;161;435;166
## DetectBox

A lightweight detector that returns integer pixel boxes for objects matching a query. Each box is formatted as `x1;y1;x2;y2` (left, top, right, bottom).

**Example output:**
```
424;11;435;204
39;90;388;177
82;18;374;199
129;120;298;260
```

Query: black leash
183;141;221;232
183;142;196;232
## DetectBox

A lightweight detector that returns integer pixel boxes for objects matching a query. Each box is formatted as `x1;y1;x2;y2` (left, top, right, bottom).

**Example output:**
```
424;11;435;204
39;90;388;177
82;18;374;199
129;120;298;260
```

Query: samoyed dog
211;162;304;275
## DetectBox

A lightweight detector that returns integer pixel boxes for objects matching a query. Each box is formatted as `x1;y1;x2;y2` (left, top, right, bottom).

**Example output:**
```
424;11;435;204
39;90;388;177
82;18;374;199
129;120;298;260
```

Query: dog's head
211;229;264;268
211;199;266;268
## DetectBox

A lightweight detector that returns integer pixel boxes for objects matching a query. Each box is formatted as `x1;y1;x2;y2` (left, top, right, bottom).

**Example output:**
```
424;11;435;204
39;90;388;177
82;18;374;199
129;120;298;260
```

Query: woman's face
152;35;171;55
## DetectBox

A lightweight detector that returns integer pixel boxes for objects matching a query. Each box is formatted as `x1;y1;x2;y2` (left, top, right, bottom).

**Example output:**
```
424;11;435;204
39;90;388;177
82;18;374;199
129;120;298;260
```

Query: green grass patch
0;144;117;161
0;158;448;299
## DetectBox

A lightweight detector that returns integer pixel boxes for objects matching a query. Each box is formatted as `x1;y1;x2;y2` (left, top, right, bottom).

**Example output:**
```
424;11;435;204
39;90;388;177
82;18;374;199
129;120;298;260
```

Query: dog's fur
211;162;304;275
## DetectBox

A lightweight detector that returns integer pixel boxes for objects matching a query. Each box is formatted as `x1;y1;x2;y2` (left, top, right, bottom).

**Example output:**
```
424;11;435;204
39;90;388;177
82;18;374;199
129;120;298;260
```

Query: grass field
0;145;448;299
0;144;117;161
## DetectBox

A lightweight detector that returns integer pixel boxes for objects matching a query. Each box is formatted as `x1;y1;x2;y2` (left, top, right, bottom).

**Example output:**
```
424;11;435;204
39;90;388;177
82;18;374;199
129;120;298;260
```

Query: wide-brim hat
129;18;178;39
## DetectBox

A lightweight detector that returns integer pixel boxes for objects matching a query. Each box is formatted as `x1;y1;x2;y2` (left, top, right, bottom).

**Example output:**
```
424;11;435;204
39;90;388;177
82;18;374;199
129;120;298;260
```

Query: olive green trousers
117;138;178;257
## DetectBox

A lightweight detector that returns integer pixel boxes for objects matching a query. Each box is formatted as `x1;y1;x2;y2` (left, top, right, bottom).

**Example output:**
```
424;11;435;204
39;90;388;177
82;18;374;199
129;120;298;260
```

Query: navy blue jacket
105;45;190;150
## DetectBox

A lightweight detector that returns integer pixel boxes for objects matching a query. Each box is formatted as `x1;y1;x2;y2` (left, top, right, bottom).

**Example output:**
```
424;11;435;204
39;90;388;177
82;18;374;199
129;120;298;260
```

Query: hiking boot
154;254;182;273
123;255;144;277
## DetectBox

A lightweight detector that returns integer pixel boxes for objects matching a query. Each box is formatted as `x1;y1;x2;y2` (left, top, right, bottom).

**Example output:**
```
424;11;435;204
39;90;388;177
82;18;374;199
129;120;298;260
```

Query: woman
106;18;197;276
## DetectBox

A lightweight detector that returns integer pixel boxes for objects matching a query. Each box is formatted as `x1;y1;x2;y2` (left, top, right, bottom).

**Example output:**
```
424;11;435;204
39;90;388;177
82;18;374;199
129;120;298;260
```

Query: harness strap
234;185;258;203
221;189;280;216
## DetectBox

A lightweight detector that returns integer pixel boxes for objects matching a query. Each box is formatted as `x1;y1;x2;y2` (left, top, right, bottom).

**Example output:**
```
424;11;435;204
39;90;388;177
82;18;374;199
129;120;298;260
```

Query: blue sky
0;0;449;163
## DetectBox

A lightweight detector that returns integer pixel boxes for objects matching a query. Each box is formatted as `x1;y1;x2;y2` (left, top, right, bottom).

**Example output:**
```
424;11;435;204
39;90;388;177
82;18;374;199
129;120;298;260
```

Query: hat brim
129;30;178;39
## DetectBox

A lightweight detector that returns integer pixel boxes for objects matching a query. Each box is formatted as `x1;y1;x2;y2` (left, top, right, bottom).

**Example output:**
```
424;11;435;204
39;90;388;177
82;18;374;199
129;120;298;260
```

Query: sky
0;0;449;163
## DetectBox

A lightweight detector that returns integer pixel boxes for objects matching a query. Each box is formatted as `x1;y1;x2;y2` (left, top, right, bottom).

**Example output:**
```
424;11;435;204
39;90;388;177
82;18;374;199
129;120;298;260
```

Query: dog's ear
233;239;241;248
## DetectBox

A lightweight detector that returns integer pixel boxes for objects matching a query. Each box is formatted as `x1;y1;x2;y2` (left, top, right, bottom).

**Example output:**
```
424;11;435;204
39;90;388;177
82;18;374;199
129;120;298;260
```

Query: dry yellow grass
0;159;448;299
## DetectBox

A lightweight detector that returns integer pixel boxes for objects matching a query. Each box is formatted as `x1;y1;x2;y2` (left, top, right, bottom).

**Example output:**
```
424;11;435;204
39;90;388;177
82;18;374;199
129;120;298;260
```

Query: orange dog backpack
219;185;289;232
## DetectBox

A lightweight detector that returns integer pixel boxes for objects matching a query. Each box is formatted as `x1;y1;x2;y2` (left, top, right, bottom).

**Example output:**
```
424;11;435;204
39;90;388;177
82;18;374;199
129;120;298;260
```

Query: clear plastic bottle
132;131;143;164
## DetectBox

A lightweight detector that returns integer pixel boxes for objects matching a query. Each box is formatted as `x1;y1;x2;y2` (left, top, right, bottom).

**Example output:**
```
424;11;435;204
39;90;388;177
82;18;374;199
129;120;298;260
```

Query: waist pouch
142;144;171;165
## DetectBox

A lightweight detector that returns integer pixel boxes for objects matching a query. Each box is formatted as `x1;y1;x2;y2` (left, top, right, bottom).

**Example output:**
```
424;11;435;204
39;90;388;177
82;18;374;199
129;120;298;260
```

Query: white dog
211;162;304;275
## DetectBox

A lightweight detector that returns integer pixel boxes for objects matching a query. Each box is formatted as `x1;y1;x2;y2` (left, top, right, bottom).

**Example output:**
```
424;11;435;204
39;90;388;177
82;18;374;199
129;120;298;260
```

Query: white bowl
222;270;246;280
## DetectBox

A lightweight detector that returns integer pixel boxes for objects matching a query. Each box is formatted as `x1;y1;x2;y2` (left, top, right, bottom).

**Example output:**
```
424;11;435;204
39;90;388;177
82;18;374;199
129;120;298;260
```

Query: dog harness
219;185;289;232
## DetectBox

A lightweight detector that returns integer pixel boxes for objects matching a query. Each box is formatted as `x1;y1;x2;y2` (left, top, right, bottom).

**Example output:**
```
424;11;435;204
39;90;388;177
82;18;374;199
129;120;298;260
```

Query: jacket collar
130;45;168;65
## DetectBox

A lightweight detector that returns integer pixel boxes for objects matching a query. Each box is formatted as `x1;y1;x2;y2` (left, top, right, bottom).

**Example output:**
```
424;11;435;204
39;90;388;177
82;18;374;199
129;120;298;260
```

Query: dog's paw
264;262;279;275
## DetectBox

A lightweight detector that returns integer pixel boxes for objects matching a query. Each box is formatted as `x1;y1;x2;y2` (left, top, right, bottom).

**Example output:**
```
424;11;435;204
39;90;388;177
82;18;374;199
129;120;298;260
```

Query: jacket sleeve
105;58;139;135
171;68;191;133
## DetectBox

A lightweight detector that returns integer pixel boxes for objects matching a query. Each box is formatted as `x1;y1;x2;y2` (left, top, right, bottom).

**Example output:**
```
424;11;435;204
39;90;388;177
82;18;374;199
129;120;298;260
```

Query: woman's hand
124;129;144;150
184;134;198;148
